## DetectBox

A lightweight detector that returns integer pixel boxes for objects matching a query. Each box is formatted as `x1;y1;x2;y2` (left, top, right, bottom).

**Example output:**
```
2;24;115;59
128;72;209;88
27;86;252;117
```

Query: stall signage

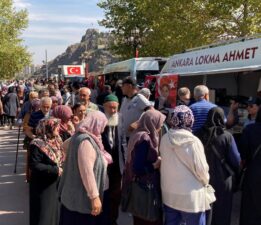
161;38;261;75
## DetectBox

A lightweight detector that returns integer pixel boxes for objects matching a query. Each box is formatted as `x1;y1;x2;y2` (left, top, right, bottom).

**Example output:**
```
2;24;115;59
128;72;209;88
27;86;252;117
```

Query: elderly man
177;87;193;106
102;94;126;225
25;97;52;139
190;85;217;133
78;87;99;113
120;77;152;142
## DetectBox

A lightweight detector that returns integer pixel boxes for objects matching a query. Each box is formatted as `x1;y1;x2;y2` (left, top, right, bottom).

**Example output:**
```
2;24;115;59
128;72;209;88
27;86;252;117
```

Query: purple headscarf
127;110;166;163
168;105;194;131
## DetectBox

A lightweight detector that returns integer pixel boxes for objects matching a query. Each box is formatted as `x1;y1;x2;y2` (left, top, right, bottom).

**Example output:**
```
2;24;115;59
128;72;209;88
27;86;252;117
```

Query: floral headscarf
76;111;112;164
168;105;194;131
31;117;64;167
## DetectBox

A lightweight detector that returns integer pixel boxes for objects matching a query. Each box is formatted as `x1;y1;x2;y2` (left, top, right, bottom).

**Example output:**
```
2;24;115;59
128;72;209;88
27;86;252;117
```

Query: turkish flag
67;66;81;75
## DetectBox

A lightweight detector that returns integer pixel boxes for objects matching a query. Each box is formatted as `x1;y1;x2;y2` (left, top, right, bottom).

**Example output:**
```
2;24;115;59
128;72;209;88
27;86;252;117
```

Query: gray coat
3;92;19;117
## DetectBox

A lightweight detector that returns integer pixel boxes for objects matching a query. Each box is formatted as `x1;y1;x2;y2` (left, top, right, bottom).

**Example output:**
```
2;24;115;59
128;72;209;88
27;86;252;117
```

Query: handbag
121;180;162;221
210;145;239;192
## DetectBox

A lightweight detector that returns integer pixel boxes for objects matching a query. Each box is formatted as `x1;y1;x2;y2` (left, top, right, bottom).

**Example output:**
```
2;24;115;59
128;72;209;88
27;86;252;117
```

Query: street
0;127;240;225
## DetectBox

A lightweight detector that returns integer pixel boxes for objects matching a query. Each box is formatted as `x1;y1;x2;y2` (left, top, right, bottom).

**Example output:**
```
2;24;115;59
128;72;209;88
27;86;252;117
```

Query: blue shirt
190;99;217;133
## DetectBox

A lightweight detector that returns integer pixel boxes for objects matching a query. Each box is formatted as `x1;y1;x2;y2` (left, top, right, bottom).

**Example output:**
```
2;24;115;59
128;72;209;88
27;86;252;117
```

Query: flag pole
45;49;48;80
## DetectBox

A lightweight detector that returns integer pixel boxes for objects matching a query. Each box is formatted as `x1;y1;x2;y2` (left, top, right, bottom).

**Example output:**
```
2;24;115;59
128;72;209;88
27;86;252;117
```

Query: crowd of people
0;76;260;225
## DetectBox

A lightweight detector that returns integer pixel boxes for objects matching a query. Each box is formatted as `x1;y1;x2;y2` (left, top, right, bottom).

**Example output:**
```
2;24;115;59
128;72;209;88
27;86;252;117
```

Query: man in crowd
120;77;152;142
79;87;99;113
177;87;193;106
102;94;126;225
190;85;217;133
25;97;52;139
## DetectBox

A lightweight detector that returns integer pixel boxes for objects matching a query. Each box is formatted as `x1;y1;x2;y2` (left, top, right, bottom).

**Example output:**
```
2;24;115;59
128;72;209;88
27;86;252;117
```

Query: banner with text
161;38;261;76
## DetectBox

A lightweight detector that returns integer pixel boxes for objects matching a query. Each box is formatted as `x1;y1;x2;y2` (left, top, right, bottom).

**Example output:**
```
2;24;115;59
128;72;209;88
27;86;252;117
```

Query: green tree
98;0;261;58
0;0;31;79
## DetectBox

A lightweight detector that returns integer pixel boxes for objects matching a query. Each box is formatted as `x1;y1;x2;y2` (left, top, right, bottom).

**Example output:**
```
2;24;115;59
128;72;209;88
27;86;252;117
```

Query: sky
13;0;106;65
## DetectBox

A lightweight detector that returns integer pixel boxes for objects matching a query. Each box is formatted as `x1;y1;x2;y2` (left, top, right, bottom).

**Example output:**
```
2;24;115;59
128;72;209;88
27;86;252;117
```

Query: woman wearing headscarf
195;107;240;225
23;98;41;182
71;102;86;127
52;105;75;141
29;118;65;225
160;105;210;225
3;86;19;129
239;107;261;225
123;109;166;225
58;111;112;225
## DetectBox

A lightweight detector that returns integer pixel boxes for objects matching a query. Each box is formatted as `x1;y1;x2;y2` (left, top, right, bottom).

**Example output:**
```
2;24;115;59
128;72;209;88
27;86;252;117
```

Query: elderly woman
52;105;74;141
59;111;112;225
29;118;65;225
195;107;241;225
160;105;211;225
122;109;166;225
71;102;86;127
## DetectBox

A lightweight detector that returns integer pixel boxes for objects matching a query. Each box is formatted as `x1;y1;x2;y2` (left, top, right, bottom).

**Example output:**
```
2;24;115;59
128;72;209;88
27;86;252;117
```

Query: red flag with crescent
67;66;82;75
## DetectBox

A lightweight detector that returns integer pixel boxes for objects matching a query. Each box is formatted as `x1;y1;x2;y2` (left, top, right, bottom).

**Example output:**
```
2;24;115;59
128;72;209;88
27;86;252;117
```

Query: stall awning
103;57;164;74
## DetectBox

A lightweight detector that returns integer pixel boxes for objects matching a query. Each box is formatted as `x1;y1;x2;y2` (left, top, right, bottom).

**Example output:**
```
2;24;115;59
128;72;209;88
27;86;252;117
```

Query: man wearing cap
227;96;261;128
243;97;261;127
120;77;152;142
102;94;126;225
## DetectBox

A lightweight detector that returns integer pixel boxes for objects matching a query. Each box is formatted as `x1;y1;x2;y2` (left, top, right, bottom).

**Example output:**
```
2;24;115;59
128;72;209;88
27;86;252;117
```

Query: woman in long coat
29;118;65;225
239;107;261;225
195;107;241;225
160;105;211;225
3;86;19;128
123;109;166;225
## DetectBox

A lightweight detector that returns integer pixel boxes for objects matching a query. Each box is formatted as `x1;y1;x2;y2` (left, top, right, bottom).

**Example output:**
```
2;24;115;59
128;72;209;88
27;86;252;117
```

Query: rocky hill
41;29;118;75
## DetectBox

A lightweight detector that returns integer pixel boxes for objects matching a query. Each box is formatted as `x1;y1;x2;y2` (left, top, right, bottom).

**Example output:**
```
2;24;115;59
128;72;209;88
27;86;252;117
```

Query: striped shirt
190;99;217;133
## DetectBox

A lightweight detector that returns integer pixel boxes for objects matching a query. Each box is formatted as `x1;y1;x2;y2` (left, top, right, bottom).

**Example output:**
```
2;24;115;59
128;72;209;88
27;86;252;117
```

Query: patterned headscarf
76;111;112;164
31;117;64;167
168;105;194;131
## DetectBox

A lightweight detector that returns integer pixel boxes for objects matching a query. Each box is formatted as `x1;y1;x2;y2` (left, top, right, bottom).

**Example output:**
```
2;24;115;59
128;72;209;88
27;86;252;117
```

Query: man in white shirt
120;77;152;142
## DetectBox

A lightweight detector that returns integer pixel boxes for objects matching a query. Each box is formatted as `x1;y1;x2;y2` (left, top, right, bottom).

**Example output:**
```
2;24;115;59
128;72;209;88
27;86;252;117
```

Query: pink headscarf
76;111;112;164
52;105;74;135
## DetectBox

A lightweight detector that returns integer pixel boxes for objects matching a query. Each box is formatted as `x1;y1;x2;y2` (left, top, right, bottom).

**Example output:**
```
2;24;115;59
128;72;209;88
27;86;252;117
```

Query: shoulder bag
239;144;261;190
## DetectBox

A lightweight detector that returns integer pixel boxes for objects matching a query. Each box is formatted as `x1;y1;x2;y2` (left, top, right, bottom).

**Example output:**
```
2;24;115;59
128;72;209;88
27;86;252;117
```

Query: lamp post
126;27;141;58
80;51;92;79
45;50;48;80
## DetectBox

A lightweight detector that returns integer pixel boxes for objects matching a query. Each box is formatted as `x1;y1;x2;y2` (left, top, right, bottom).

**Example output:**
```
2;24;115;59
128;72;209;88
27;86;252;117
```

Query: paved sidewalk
0;127;132;225
0;127;28;225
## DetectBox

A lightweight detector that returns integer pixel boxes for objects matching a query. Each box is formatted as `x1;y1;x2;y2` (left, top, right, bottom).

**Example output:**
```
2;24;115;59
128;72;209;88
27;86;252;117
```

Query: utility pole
45;49;48;80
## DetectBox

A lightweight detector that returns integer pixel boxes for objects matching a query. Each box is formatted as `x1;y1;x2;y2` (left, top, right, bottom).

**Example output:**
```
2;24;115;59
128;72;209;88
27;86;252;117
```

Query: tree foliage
0;0;31;79
98;0;261;58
